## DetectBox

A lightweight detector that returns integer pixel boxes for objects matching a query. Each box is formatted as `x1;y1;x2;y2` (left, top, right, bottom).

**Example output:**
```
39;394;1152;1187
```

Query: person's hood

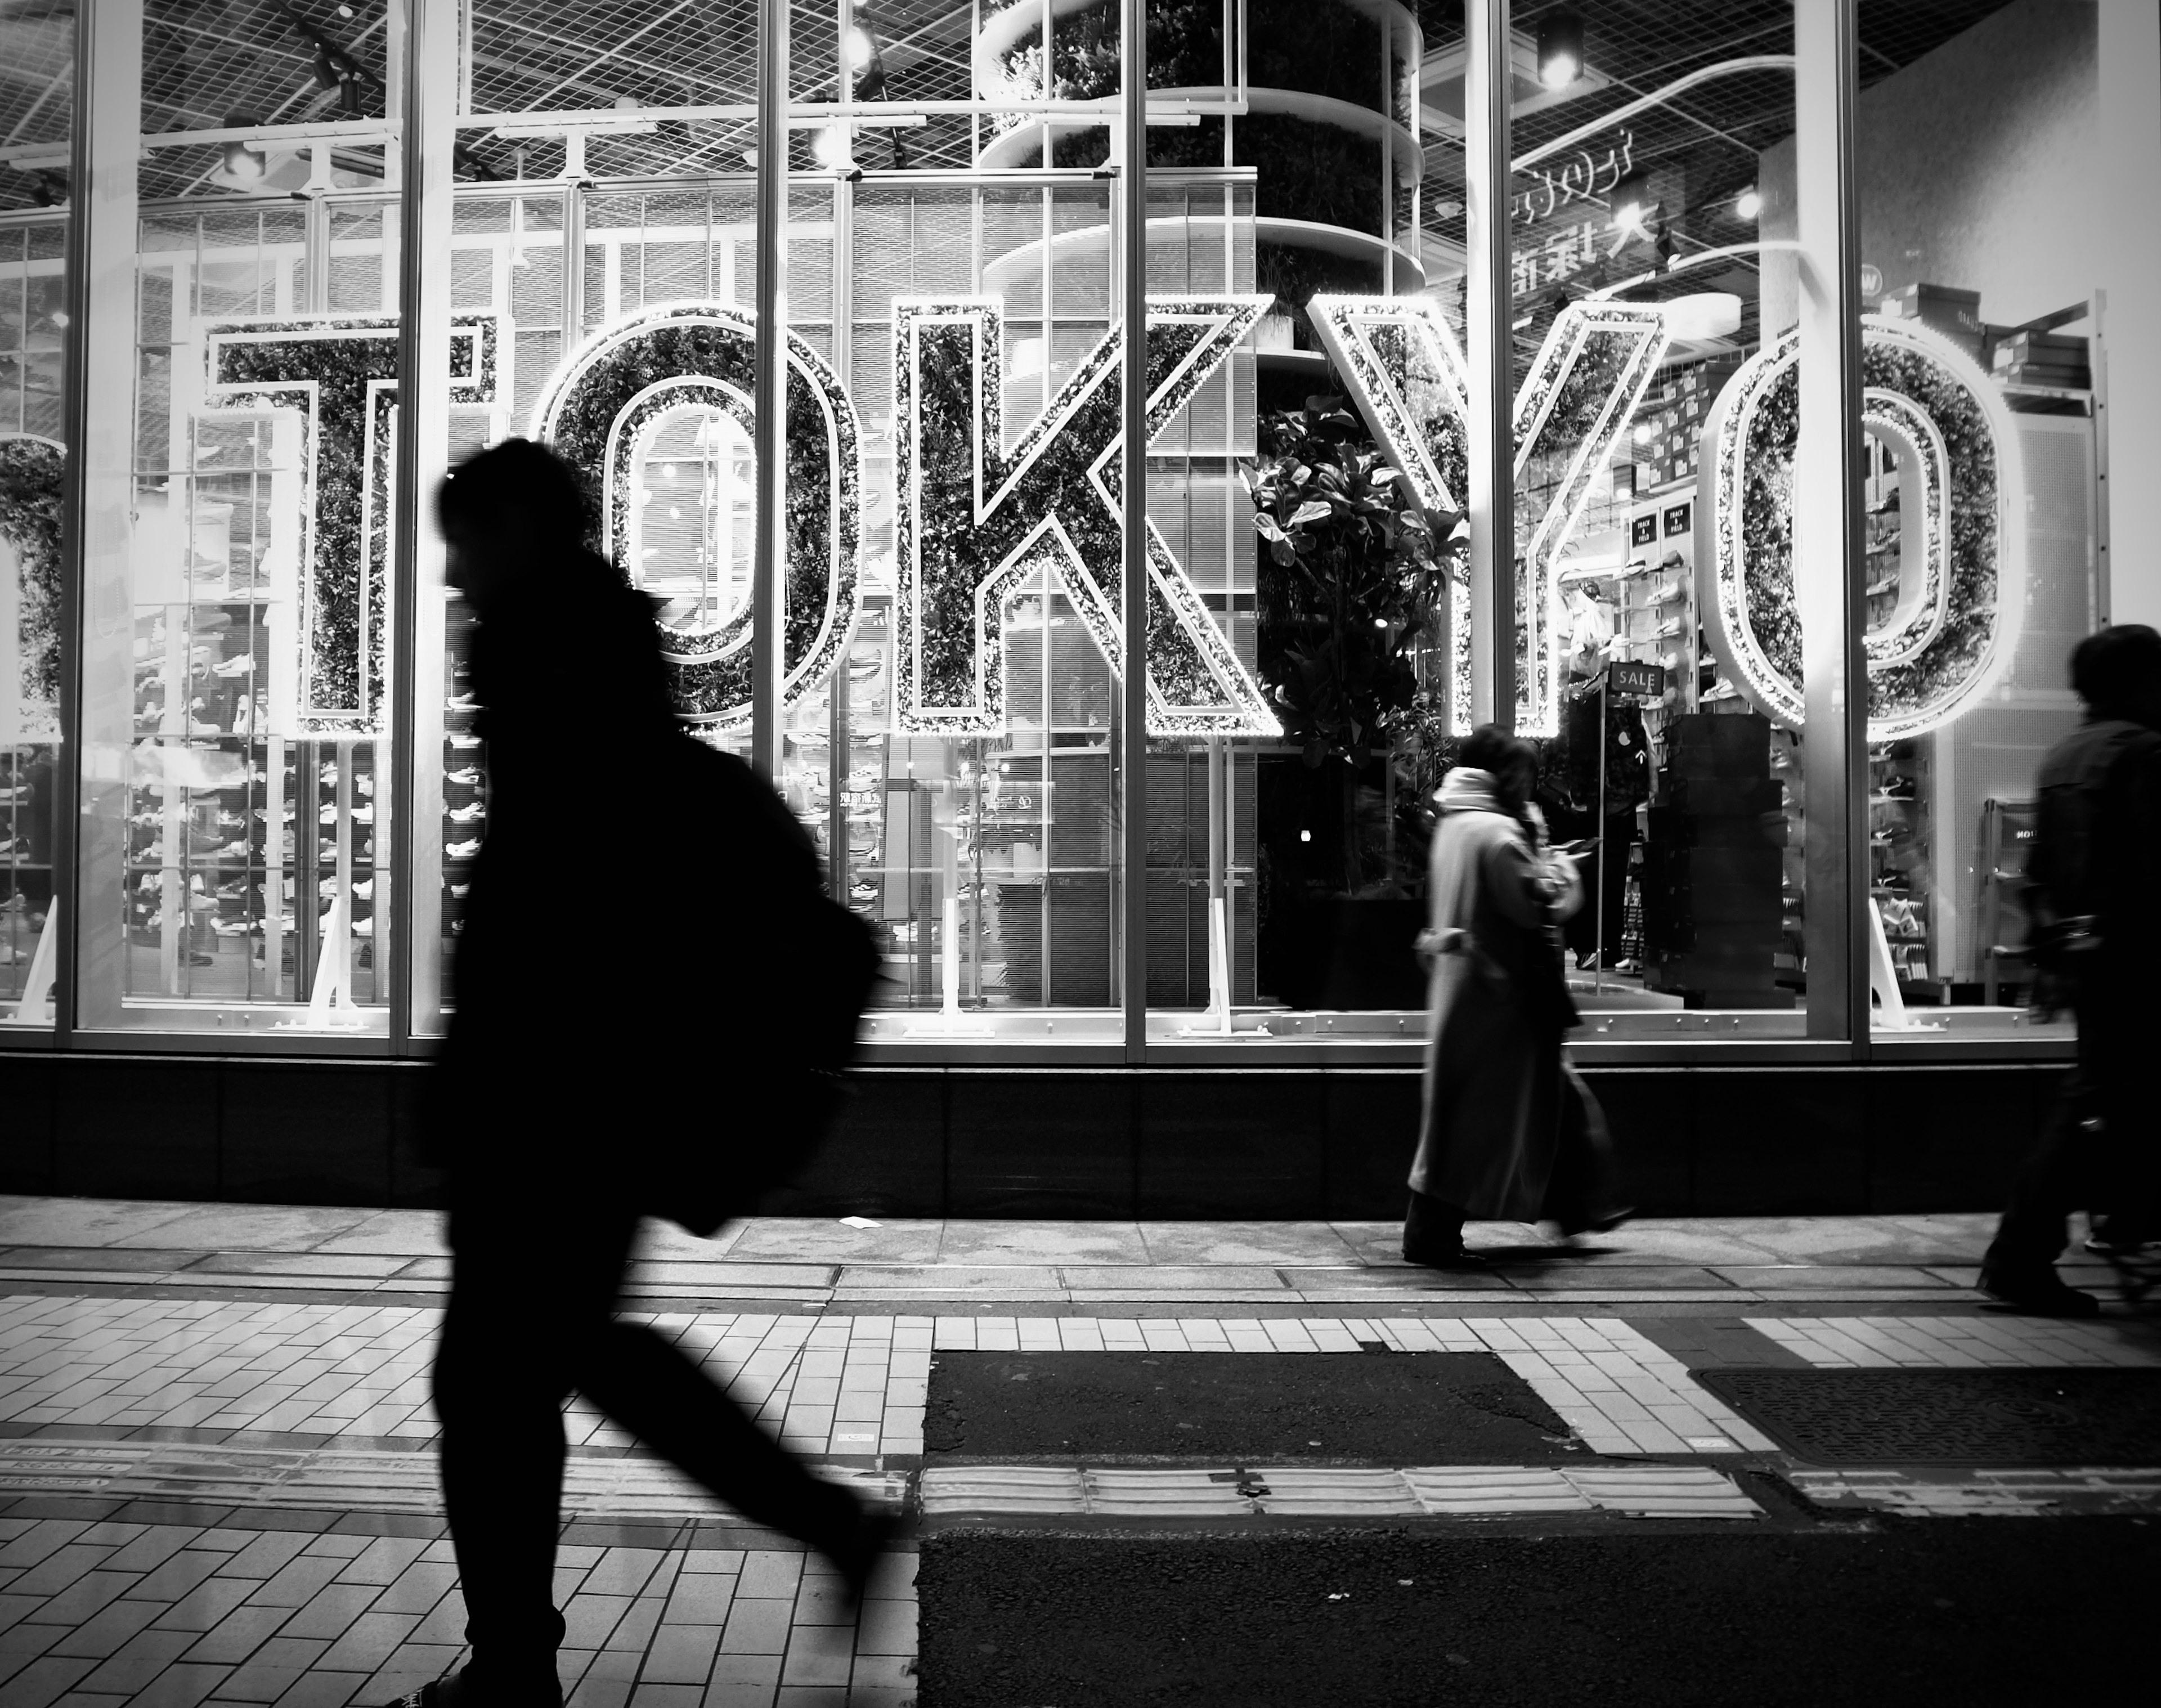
1437;766;1506;816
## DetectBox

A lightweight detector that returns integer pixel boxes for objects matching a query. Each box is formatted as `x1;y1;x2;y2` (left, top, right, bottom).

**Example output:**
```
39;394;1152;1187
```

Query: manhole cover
1695;1368;2161;1466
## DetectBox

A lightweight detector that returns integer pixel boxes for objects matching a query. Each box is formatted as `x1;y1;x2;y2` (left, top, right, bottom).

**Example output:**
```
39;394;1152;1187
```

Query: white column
391;0;459;1040
751;0;790;781
1464;0;1514;729
61;0;144;1032
2097;0;2161;627
1794;0;1867;1042
1120;0;1149;1053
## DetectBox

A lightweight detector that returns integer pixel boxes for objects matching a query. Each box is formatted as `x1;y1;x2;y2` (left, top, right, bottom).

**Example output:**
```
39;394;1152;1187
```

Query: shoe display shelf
1869;745;1935;995
0;747;54;1008
120;593;384;1012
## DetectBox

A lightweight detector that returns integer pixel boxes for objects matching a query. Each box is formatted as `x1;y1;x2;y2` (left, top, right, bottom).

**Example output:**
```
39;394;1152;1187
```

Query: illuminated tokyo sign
204;293;2012;748
1311;294;2020;742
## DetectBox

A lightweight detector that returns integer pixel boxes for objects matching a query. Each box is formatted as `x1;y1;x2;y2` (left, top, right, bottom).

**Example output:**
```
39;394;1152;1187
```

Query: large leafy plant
1248;398;1440;770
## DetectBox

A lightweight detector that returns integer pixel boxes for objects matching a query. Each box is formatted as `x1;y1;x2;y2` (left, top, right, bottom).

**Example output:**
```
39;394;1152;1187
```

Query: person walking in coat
376;440;889;1708
1406;725;1620;1267
1978;623;2161;1316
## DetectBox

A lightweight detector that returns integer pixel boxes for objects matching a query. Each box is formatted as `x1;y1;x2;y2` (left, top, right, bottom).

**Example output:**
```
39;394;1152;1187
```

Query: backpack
653;737;882;1231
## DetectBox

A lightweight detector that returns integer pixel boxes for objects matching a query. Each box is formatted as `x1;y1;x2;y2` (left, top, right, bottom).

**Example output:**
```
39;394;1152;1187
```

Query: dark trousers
1984;991;2157;1279
434;1179;862;1700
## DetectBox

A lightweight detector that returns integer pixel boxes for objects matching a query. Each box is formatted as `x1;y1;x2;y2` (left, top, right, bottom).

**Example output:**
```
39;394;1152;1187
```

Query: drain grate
1694;1368;2161;1466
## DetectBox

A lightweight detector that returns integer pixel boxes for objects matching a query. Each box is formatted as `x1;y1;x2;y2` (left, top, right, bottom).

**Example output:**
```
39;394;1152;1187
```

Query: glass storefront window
20;0;2142;1060
1843;0;2100;1042
0;212;66;1032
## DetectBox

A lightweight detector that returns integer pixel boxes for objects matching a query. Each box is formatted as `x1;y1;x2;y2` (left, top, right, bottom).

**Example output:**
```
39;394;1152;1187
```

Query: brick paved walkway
1;1196;2156;1708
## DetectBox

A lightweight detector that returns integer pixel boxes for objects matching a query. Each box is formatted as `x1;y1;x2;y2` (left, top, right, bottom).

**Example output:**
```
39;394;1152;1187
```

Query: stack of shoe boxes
1634;355;1743;491
1992;330;2091;391
1880;282;1985;360
1639;711;1792;1010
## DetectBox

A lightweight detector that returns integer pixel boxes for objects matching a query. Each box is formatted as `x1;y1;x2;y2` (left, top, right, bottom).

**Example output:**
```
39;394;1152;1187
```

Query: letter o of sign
531;304;861;728
1701;313;2025;741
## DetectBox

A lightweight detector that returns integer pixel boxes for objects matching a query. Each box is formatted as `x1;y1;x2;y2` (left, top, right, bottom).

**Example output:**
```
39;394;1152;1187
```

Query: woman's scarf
1437;766;1505;817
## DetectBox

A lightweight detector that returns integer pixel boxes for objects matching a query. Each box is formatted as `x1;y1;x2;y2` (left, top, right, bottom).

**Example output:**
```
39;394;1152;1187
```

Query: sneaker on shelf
446;837;482;860
446;802;486;824
1701;677;1741;702
446;767;482;786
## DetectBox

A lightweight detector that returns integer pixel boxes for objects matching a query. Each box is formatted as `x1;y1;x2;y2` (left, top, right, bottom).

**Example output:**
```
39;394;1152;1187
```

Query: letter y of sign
1310;295;1668;736
894;295;1280;736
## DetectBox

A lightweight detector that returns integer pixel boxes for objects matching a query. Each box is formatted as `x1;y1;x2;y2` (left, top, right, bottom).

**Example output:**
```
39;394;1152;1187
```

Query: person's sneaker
2084;1218;2149;1257
1402;1241;1489;1270
1978;1268;2101;1317
1553;1207;1636;1241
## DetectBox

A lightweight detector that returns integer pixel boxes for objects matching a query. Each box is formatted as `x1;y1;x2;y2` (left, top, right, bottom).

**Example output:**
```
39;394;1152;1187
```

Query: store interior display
0;0;2118;1040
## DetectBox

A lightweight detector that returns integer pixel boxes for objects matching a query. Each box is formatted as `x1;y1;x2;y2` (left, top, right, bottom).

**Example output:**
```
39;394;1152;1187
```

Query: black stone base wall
0;1054;2062;1221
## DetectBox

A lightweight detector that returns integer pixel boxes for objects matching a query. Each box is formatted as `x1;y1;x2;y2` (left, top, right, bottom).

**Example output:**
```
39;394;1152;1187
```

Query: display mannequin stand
909;822;992;1037
2;898;56;1025
1867;895;1939;1030
303;885;356;1025
1176;896;1234;1036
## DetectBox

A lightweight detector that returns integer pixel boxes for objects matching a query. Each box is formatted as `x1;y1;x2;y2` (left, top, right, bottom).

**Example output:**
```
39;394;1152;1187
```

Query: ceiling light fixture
222;137;267;181
1607;170;1652;238
1536;8;1585;92
812;123;853;170
1735;186;1763;221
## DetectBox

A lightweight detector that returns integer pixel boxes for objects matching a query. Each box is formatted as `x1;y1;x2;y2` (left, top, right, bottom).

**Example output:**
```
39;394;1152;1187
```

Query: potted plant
1247;396;1448;1007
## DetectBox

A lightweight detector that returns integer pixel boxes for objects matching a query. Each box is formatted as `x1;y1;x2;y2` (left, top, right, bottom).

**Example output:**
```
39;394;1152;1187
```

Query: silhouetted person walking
1979;624;2161;1316
382;440;885;1708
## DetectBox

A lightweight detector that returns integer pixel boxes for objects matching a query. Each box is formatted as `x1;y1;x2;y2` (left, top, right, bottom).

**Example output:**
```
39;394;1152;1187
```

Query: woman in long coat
1406;727;1589;1267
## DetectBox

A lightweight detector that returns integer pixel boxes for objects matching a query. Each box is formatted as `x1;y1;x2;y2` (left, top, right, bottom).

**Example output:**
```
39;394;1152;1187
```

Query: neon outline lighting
531;303;862;730
1701;313;2024;741
892;294;1280;737
1310;293;1669;737
205;313;504;734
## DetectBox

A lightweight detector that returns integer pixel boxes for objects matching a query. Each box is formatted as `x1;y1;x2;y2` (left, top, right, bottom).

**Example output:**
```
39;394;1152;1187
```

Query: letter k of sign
893;295;1280;737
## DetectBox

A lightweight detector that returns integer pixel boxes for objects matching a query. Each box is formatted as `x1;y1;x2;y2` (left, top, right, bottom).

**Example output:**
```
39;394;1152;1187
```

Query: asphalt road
916;1519;2158;1707
926;1351;1573;1462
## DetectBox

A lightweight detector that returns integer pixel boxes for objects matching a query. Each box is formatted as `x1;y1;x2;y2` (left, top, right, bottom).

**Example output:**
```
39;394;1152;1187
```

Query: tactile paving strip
1695;1368;2161;1466
916;1464;1761;1521
0;1436;909;1517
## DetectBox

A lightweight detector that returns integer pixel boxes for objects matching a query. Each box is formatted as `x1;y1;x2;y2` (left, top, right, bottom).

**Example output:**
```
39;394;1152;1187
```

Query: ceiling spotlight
1735;186;1763;221
222;137;267;181
1536;8;1585;91
846;23;877;69
812;124;854;170
1607;170;1652;237
890;132;911;170
311;44;340;91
